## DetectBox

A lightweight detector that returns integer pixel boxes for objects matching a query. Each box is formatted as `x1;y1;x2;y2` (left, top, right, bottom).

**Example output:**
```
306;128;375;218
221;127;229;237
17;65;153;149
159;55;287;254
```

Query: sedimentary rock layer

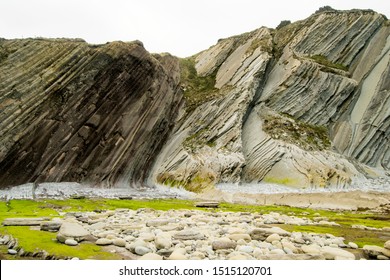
0;39;182;187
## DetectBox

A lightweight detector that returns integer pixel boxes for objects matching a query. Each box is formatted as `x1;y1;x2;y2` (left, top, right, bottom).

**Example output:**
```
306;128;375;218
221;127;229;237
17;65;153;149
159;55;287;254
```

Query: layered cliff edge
0;8;389;190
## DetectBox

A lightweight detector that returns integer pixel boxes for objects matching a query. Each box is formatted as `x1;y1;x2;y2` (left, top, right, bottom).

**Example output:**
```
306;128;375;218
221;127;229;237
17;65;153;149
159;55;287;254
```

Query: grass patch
179;57;220;112
0;226;118;260
309;54;348;72
262;112;331;151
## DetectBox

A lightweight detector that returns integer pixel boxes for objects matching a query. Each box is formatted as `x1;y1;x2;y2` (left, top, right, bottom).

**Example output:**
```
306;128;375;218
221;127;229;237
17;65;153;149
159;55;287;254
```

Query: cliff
0;39;182;187
0;8;389;190
152;9;390;190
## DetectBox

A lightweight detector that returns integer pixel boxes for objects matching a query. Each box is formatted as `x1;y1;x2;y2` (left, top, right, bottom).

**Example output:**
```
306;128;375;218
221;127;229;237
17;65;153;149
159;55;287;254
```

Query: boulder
57;222;89;242
363;245;390;258
321;246;355;260
384;240;390;250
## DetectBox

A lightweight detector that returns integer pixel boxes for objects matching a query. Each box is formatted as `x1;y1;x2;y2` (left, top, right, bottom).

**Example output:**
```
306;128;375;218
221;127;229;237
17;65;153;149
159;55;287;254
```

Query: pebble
65;239;78;246
8;249;17;255
96;238;113;246
135;246;152;256
139;253;163;260
113;238;126;247
348;242;358;249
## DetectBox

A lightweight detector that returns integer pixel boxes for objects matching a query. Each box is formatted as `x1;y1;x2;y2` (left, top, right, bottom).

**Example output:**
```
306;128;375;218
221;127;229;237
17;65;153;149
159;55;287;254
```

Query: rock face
151;9;390;190
0;39;182;188
0;9;389;191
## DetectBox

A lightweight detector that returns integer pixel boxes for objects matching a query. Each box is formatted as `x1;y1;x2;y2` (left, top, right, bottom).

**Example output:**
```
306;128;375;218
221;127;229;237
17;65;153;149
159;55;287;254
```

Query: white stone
8;249;17;255
139;253;163;260
96;238;113;246
266;233;281;243
384;240;390;250
65;239;78;246
301;244;321;255
348;242;358;249
321;246;355;260
113;238;126;247
238;246;254;254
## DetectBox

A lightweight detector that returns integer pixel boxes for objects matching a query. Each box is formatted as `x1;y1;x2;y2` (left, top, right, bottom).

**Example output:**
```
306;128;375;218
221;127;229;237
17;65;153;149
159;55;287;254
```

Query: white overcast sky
1;0;389;57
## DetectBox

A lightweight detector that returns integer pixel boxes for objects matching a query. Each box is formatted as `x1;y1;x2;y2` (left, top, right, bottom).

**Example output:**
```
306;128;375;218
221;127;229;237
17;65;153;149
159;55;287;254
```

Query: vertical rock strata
0;39;182;187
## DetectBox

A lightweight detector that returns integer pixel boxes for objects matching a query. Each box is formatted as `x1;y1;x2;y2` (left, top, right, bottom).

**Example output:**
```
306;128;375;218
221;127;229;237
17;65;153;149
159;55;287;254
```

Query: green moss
262;112;331;151
309;54;348;72
279;224;387;247
246;37;273;56
0;226;118;260
179;57;220;112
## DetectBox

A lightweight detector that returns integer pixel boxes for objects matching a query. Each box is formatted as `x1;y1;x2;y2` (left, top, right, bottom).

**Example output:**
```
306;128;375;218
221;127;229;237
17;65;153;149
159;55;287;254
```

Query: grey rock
250;227;290;241
212;241;236;250
96;238;113;246
135;246;152;256
57;222;89;242
173;230;205;240
3;218;50;226
40;221;62;232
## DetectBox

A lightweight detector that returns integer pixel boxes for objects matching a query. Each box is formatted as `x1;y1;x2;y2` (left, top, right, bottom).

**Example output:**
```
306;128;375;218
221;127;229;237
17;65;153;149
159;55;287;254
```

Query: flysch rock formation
151;9;390;190
0;39;182;188
0;8;389;191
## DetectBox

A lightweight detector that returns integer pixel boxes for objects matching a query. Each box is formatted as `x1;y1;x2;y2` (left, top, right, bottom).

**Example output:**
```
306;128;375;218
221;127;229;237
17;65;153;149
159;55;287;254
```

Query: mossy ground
179;57;221;113
1;198;388;259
